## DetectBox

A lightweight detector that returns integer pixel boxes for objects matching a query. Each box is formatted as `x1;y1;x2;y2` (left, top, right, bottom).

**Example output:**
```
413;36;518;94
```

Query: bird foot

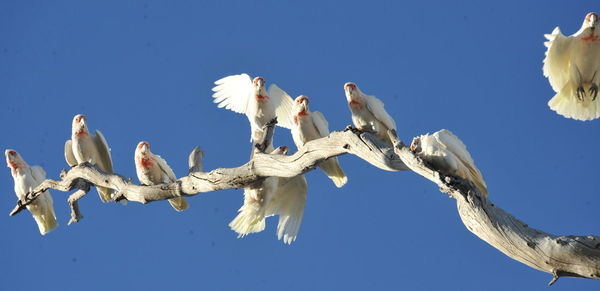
590;84;598;101
576;86;586;101
344;125;361;133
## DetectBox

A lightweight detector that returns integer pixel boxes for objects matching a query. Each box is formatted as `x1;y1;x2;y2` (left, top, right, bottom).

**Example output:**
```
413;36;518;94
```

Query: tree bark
8;125;600;284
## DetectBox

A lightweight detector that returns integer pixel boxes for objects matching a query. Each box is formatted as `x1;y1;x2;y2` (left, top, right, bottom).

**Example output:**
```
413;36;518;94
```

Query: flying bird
344;82;397;145
410;130;488;196
211;74;294;153
544;12;600;121
269;85;347;187
6;150;58;235
65;114;115;202
230;146;308;244
135;141;189;211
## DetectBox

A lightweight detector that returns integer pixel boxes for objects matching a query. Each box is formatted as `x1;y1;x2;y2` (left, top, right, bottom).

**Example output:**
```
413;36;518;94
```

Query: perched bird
269;85;347;188
134;141;189;211
344;82;397;145
544;12;600;121
230;146;308;244
410;130;488;196
6;150;58;235
65;114;114;202
211;74;293;153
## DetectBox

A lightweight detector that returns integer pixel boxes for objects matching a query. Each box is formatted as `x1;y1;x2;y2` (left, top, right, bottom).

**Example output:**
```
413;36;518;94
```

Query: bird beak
591;13;598;27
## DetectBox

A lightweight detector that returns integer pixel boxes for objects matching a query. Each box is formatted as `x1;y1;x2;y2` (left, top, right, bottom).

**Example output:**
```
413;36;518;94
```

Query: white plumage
543;12;600;121
229;146;308;244
6;150;58;235
411;130;488;196
211;74;294;151
344;82;397;145
269;84;348;188
134;141;189;211
65;114;115;202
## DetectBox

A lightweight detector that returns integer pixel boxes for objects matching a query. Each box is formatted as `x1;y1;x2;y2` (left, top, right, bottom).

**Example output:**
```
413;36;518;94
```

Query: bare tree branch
387;130;600;283
7;125;600;284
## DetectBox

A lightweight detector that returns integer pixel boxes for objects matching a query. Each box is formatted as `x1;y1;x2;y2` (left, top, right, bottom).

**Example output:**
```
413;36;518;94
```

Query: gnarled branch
8;124;600;284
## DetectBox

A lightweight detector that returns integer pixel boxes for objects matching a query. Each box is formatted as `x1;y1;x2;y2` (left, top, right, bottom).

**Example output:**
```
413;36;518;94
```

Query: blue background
1;1;598;290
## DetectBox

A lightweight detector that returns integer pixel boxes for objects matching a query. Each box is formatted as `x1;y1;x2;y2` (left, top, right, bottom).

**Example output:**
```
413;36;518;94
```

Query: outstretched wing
268;84;295;129
543;27;573;92
211;73;253;115
365;94;396;131
155;154;177;183
311;111;330;138
93;130;113;174
64;140;77;167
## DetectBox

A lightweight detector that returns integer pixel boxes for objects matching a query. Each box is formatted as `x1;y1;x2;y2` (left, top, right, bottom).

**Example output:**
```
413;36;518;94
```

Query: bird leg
590;71;598;101
577;85;586;101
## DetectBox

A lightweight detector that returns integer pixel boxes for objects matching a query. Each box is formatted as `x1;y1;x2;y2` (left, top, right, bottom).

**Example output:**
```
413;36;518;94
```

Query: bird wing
269;174;308;244
155;154;177;183
30;165;47;184
267;84;295;129
92;130;113;174
434;130;488;195
211;73;253;115
311;111;330;138
543;27;573;92
365;94;396;130
64;140;77;167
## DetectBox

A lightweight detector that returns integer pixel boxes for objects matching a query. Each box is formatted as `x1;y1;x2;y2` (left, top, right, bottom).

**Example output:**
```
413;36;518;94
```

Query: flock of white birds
5;13;599;243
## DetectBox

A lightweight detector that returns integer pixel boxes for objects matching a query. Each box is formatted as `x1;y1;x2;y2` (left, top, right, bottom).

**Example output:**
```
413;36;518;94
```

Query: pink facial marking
349;100;361;105
586;12;598;21
582;35;599;41
138;157;153;168
75;130;88;136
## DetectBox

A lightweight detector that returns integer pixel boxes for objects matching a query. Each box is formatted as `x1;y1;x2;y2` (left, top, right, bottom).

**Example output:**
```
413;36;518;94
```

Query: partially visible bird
6;149;58;235
410;130;488;196
544;12;600;121
134;141;189;211
65;114;114;202
211;74;294;153
230;146;308;244
269;85;347;188
344;82;397;145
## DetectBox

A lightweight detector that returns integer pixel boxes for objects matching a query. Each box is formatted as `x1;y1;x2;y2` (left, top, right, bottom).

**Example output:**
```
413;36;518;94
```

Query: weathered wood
8;125;600;284
389;131;600;284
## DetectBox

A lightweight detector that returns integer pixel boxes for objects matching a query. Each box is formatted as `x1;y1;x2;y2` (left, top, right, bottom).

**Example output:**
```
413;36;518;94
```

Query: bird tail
229;199;266;237
319;157;348;188
548;82;600;121
168;197;189;211
30;198;58;235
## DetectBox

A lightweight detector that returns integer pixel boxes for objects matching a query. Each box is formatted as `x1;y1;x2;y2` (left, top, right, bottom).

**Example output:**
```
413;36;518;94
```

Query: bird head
585;12;598;30
136;141;151;157
5;149;27;174
293;95;310;116
253;77;269;101
272;145;289;155
72;114;89;136
344;82;363;104
409;137;422;153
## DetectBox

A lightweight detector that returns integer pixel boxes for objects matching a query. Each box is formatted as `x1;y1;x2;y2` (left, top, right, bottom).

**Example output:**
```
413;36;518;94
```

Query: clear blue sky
1;1;598;290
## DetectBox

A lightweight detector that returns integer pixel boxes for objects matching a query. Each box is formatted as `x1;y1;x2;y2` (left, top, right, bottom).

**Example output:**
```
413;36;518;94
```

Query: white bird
344;82;397;145
6;150;58;235
65;114;114;202
269;85;348;187
134;141;189;211
410;130;488;196
211;74;294;153
230;146;308;244
544;12;600;121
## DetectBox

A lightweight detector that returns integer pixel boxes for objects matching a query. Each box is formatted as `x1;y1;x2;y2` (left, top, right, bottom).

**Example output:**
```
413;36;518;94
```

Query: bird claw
344;125;361;133
576;86;586;101
590;84;598;101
